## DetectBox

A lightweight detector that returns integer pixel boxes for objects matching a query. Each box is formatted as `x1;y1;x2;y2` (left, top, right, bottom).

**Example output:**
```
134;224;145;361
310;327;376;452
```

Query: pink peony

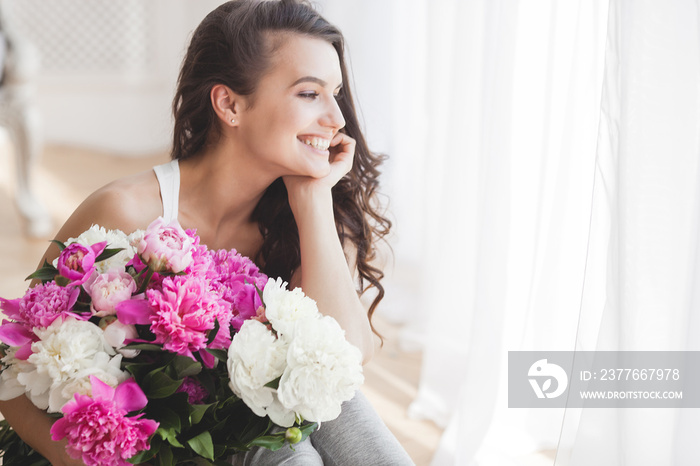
184;229;214;277
229;282;265;330
56;241;107;286
137;217;194;273
50;376;158;466
208;249;266;283
176;376;209;404
146;275;230;359
84;269;137;317
0;282;81;331
206;249;267;330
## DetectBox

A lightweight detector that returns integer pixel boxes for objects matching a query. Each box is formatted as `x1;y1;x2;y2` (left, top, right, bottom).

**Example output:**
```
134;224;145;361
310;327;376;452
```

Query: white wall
3;0;223;155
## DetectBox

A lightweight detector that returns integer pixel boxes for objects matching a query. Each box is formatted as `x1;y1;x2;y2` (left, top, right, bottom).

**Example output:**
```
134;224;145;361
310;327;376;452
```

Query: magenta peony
137;217;195;273
50;376;158;466
146;275;230;359
176;376;209;404
56;241;107;286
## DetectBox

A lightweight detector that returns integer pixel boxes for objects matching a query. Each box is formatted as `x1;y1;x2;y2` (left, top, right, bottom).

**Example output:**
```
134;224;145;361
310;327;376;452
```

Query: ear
210;84;241;127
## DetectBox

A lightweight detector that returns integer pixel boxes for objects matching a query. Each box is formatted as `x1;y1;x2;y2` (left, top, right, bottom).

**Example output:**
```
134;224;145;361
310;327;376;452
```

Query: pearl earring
230;118;236;124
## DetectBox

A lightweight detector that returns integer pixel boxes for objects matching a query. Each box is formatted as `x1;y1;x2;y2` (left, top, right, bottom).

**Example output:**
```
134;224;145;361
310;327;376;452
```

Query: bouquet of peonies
0;218;363;465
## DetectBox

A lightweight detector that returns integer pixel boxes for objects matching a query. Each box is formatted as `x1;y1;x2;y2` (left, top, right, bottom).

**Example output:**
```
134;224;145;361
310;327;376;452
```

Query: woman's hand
283;132;355;208
323;131;356;187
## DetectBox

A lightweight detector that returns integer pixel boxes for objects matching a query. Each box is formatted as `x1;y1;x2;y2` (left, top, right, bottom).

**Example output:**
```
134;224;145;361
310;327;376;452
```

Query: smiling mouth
298;137;331;151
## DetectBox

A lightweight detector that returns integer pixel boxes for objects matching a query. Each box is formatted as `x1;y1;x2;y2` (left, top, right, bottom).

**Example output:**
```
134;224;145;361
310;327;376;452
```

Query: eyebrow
291;76;343;90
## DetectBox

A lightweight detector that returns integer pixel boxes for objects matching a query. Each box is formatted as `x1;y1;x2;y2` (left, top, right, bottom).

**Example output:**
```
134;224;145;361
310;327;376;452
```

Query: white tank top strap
153;159;180;223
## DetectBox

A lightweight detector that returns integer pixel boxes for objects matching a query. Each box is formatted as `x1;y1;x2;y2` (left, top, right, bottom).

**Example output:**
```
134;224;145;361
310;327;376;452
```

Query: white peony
227;320;294;426
53;224;143;273
0;347;34;401
102;319;140;358
262;277;320;340
228;281;364;427
17;317;128;412
276;316;364;423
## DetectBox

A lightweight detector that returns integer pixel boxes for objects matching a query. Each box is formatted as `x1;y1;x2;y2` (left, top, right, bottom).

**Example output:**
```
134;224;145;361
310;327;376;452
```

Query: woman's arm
0;396;84;465
284;133;375;363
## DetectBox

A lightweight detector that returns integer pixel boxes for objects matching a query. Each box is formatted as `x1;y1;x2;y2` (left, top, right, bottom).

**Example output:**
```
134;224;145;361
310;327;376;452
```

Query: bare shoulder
42;169;162;263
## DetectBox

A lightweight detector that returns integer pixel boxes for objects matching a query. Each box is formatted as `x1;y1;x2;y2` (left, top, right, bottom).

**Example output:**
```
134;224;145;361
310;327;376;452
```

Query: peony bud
285;427;302;444
56;241;106;286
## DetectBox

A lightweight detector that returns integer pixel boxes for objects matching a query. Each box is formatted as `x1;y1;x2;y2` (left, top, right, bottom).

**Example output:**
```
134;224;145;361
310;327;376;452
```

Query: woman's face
236;33;345;179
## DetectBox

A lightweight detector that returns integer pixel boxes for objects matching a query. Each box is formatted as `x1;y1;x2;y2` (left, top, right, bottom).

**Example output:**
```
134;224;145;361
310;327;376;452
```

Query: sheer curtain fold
558;1;700;465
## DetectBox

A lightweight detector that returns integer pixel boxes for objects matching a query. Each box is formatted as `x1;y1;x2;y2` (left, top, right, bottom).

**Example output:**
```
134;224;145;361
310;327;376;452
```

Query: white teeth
301;137;330;151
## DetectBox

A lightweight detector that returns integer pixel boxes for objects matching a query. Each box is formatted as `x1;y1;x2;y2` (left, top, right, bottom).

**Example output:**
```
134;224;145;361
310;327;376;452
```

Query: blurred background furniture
0;10;51;237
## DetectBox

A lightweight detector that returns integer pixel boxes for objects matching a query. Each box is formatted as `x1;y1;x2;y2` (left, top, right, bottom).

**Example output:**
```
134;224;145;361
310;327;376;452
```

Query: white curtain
324;0;700;464
557;0;700;465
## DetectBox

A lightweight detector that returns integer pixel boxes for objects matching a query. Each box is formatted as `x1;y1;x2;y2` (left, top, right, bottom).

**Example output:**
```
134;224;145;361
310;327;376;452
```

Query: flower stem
136;268;155;294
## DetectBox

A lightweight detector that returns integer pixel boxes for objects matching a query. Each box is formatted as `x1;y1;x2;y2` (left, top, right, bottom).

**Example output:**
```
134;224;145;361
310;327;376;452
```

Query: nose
322;96;346;132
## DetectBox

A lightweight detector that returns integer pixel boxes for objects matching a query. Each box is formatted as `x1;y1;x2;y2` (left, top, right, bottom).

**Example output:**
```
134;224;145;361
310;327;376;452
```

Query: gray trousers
230;391;415;465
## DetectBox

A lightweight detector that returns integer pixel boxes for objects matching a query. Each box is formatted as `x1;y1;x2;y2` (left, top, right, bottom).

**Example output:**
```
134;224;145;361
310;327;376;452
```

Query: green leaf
170;355;203;379
254;282;264;302
25;262;58;282
157;444;174;466
204;348;228;362
247;434;286;451
298;422;318;442
187;431;215;460
145;371;183;399
189;402;215;425
206;319;220;345
127;436;159;464
54;276;70;287
264;376;281;389
50;239;66;251
95;247;125;262
154;405;185;449
153;406;182;433
158;428;185;449
124;361;158;380
122;342;163;352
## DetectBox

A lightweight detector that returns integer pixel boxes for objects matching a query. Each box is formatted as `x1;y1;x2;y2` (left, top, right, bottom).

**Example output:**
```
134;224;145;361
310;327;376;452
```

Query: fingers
329;132;356;174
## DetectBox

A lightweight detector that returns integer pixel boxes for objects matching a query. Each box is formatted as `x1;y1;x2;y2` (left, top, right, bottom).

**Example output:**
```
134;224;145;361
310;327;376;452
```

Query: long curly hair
171;0;391;334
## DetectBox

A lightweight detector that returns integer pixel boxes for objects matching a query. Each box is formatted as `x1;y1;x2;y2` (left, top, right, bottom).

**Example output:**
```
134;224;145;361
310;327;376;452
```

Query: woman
0;0;413;464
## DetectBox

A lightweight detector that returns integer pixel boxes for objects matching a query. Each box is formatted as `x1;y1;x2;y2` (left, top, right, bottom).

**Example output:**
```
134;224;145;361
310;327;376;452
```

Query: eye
298;91;319;99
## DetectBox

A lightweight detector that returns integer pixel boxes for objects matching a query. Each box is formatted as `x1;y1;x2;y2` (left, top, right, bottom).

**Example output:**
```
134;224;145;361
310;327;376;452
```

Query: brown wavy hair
171;0;391;334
